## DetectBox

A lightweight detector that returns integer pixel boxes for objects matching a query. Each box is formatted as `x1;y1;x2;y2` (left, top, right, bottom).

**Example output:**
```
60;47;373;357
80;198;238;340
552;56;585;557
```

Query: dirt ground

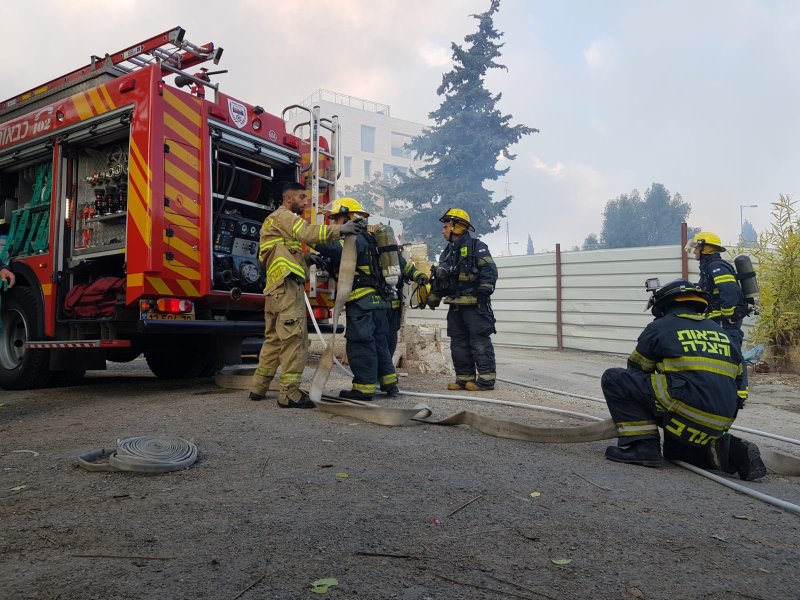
1;346;799;600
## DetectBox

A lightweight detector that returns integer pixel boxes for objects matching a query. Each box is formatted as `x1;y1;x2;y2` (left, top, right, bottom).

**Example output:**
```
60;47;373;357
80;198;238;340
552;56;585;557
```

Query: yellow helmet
439;208;475;232
328;197;369;218
686;231;726;254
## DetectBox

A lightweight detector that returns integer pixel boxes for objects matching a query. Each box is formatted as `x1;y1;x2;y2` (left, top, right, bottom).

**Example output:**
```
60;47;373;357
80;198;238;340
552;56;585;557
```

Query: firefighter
0;258;15;289
686;231;749;406
248;183;363;408
602;279;766;481
427;208;498;391
315;198;398;400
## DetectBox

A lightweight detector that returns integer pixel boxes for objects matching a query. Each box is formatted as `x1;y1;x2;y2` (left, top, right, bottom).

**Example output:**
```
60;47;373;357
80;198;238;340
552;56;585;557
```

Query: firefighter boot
381;384;400;397
248;376;273;401
339;389;374;402
278;390;315;409
605;439;664;468
465;380;495;391
447;380;469;391
710;434;766;481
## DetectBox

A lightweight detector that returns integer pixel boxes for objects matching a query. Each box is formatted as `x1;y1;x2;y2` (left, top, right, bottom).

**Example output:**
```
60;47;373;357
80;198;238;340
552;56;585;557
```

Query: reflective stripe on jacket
259;205;340;294
699;254;746;322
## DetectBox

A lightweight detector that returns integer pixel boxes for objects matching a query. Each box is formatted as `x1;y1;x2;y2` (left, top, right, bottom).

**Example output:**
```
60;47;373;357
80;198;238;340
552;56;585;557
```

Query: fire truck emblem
268;130;278;142
227;99;248;129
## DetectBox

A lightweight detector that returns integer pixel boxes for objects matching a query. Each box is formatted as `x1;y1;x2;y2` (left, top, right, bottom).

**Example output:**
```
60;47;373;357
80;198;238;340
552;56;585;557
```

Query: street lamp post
739;204;758;242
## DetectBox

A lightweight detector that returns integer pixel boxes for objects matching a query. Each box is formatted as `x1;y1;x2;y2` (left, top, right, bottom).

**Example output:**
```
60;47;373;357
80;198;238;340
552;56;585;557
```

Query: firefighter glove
339;219;366;236
305;253;327;269
476;291;491;306
415;274;429;285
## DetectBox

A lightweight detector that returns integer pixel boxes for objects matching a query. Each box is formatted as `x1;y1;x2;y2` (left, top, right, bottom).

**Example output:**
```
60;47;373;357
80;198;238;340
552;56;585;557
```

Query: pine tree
396;0;537;255
526;233;534;255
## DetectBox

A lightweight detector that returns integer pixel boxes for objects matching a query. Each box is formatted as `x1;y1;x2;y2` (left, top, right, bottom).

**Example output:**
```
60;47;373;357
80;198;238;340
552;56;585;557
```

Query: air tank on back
374;223;401;287
734;254;759;301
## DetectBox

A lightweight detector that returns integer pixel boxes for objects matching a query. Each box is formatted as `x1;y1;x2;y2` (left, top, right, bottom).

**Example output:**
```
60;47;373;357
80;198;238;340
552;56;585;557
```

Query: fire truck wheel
50;370;86;387
144;339;215;379
0;286;53;390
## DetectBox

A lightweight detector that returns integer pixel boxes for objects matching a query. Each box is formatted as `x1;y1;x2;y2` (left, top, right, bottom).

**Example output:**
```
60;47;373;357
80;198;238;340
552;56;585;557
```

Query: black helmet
646;278;709;317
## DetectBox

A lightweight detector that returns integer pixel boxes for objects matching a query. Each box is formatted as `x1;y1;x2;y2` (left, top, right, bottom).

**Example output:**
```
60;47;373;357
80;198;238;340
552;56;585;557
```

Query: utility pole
739;204;758;243
503;181;519;256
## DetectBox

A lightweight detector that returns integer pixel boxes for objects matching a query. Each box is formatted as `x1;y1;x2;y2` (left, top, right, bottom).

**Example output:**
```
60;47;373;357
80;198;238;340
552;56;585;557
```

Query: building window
363;159;372;180
343;156;352;178
361;125;376;153
383;163;407;178
390;131;415;159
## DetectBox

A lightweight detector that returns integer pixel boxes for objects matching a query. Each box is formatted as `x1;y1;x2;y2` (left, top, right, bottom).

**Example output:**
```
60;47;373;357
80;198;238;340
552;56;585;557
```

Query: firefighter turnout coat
699;253;748;323
603;304;743;448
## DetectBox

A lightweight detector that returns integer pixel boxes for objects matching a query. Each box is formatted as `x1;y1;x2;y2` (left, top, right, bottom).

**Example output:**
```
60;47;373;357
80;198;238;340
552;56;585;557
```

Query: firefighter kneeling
602;279;766;481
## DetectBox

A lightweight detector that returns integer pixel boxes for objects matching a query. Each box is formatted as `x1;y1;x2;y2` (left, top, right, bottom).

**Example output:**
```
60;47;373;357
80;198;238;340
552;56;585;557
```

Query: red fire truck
0;27;339;389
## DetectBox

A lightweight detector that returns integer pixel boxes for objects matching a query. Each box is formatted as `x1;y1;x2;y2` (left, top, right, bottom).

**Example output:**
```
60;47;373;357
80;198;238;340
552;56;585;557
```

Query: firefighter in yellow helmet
428;208;498;391
248;183;364;407
314;197;400;400
685;231;749;407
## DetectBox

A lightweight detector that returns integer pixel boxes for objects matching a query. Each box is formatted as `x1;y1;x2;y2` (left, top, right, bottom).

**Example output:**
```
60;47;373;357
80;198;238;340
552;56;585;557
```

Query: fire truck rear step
26;340;132;350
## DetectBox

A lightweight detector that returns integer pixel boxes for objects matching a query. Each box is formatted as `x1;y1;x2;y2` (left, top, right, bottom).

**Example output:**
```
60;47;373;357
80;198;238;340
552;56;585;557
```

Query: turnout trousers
345;296;397;396
446;304;496;387
250;278;308;403
601;368;661;445
386;305;402;357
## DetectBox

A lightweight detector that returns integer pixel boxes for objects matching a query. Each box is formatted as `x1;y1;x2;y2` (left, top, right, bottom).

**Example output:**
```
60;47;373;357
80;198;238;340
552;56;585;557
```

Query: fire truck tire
197;350;225;378
50;370;86;387
106;348;143;363
143;339;215;379
0;286;53;390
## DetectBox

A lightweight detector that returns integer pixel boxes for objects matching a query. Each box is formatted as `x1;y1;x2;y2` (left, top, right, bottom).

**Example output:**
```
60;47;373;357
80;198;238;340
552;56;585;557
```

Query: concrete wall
405;244;753;355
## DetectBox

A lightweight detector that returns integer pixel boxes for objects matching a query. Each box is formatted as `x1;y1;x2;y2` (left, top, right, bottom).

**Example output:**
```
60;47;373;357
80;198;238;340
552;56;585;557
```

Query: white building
289;89;426;190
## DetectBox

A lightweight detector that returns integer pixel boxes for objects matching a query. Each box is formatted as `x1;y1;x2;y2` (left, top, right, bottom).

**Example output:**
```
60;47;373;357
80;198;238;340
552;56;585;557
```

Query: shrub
751;195;800;368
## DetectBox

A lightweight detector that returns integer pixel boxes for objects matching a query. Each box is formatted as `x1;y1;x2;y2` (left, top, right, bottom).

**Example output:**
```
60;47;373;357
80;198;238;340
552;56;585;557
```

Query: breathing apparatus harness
692;237;760;317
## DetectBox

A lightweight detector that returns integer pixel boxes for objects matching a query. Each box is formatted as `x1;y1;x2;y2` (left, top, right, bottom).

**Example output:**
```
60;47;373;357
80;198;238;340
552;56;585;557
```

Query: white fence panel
405;244;723;355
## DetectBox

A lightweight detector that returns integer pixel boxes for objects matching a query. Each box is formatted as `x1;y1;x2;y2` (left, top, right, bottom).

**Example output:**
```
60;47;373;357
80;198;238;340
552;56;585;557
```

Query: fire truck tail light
156;298;194;313
312;307;329;321
119;80;136;93
157;80;164;96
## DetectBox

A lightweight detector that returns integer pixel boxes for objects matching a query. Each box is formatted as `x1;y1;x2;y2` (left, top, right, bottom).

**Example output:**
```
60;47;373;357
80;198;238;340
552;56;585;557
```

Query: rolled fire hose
77;436;198;473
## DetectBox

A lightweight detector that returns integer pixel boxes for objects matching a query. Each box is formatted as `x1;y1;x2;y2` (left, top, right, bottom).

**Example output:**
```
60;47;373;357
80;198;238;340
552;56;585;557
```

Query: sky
2;0;798;256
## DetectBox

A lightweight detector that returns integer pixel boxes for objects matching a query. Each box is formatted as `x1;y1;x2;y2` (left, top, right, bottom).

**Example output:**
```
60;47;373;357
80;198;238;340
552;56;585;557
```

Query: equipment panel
212;213;264;293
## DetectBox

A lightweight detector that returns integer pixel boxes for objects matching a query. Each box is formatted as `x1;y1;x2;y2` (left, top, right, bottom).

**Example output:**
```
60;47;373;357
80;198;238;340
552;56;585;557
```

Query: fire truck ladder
282;105;340;212
281;105;340;298
0;27;223;121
